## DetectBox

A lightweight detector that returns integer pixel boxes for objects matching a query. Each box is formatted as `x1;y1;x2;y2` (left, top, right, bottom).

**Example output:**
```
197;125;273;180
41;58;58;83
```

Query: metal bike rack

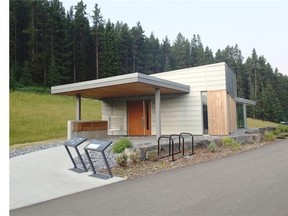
63;136;88;173
158;133;195;162
180;132;195;156
170;134;182;155
84;139;113;179
158;136;175;161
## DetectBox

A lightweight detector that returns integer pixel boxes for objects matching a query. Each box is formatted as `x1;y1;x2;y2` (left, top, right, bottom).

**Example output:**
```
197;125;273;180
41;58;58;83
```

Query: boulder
245;128;260;134
124;148;141;163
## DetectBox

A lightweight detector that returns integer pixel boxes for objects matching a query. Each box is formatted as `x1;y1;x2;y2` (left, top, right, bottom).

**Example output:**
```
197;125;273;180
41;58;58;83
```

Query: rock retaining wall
136;127;275;160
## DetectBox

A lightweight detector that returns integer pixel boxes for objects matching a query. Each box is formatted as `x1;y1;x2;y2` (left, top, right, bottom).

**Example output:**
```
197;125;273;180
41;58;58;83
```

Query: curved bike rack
158;136;175;161
157;132;195;161
180;132;195;156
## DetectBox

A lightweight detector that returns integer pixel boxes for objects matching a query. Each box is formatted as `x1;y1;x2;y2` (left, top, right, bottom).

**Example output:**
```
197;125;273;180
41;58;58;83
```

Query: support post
76;94;81;120
155;88;161;140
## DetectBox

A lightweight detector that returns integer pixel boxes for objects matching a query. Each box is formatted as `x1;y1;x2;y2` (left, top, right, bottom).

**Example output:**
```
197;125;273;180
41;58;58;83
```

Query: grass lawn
10;91;101;145
247;118;279;128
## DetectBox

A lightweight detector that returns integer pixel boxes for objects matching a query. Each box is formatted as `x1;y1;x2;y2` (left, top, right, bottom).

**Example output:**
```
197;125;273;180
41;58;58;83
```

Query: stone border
136;127;276;160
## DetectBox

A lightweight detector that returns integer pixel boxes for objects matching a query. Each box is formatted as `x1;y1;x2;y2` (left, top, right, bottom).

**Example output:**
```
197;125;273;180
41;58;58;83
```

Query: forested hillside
10;0;288;122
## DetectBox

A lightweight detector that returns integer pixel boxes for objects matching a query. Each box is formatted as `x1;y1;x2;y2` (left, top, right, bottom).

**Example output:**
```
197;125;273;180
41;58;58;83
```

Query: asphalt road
11;139;288;216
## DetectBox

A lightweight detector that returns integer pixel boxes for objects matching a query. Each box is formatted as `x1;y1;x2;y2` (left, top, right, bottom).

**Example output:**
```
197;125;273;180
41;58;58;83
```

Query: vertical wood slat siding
207;90;237;135
207;90;228;135
227;93;237;133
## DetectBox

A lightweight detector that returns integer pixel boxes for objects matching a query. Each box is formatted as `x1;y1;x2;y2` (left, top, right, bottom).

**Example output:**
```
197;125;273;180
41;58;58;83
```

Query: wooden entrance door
127;100;151;136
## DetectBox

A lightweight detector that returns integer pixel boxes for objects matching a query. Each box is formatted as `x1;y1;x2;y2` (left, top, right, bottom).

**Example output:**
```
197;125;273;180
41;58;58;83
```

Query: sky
61;0;288;76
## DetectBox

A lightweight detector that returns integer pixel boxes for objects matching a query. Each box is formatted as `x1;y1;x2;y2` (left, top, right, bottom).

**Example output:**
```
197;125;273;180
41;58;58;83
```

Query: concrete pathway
10;143;123;210
10;139;288;216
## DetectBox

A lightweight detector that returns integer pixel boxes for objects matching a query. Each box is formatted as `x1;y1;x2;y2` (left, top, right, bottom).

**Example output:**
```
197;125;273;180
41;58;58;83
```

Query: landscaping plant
207;141;218;153
221;137;235;147
112;138;133;153
116;153;128;167
221;137;241;151
146;150;158;162
264;132;276;142
129;151;142;164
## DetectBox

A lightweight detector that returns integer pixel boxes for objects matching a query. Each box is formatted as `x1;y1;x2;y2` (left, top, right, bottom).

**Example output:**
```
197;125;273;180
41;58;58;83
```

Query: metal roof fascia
51;73;190;94
138;73;190;93
51;73;140;94
235;97;256;106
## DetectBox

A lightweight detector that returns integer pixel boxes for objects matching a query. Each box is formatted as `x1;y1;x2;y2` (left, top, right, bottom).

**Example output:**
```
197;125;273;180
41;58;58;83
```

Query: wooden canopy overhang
51;73;190;139
51;73;190;99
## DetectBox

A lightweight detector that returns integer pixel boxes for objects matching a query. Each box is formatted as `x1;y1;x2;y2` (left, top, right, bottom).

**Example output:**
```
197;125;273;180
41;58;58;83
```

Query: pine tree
160;36;172;72
115;22;132;74
91;3;103;79
144;32;160;74
73;0;91;82
130;22;145;73
172;33;190;69
99;20;121;78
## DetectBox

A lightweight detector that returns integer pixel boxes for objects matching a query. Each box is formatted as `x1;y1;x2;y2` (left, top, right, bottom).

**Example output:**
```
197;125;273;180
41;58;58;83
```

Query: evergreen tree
171;33;190;69
160;36;172;72
61;6;75;84
46;0;66;86
144;32;161;74
203;46;214;64
115;22;132;74
91;3;103;79
99;20;121;78
73;0;91;82
9;0;30;87
130;22;145;73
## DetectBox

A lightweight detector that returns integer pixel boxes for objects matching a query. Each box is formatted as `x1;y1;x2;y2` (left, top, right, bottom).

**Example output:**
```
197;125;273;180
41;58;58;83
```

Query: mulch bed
110;141;273;179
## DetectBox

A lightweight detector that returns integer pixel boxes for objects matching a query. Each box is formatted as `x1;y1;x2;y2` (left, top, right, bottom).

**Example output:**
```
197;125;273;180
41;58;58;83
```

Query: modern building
51;62;255;139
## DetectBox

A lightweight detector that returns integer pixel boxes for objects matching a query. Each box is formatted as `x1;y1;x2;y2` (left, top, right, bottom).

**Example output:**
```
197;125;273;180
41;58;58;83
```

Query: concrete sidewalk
10;143;124;210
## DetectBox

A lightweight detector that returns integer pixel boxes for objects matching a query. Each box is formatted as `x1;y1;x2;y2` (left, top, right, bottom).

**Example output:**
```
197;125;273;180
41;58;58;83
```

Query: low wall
67;120;108;139
136;127;275;159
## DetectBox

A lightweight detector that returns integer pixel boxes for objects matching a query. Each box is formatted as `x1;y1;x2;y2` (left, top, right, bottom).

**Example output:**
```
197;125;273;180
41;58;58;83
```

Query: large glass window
201;92;208;134
237;103;245;128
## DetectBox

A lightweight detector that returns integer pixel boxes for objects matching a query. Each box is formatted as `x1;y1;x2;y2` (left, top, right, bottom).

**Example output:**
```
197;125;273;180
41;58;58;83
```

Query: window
201;92;208;134
145;100;150;130
237;103;245;128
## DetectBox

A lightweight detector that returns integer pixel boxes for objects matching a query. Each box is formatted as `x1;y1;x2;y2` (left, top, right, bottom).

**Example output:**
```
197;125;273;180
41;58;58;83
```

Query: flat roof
51;73;190;99
235;97;256;106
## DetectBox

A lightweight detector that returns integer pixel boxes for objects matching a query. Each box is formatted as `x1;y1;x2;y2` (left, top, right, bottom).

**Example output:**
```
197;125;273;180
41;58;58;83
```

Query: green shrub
221;137;241;151
264;132;276;142
221;137;235;147
273;129;281;136
146;150;158;162
15;86;50;94
116;153;128;167
277;125;288;133
112;138;133;153
230;141;242;151
207;141;218;153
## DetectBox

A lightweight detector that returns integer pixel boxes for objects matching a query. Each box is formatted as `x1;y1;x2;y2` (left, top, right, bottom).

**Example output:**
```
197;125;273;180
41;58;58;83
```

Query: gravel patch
10;140;118;171
74;146;117;171
9;141;65;158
